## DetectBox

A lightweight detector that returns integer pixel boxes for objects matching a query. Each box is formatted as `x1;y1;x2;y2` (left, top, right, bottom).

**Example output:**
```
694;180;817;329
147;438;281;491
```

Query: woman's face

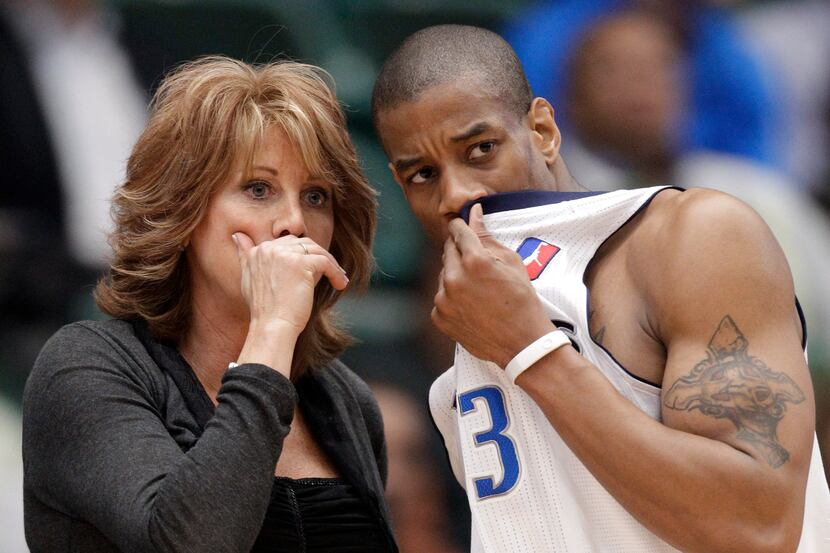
187;126;336;320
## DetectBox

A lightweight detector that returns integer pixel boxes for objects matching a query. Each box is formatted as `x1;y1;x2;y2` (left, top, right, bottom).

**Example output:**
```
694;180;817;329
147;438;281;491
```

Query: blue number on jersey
458;386;520;499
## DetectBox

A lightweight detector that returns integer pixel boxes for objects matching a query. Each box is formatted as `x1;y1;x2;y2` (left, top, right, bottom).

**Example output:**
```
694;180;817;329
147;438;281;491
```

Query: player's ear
388;162;405;190
526;97;561;166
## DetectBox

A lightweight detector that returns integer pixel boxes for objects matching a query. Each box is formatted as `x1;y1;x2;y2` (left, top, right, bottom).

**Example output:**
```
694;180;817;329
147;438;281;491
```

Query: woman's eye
469;141;496;160
246;181;271;199
410;167;434;184
305;188;329;207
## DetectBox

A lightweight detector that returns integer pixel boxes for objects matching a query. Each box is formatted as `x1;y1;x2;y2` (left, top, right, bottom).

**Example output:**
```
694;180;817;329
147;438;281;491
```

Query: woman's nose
272;201;307;238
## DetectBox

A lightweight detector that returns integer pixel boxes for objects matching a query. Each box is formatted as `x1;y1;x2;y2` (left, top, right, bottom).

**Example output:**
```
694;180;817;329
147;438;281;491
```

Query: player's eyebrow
392;122;494;173
450;121;494;143
393;156;424;173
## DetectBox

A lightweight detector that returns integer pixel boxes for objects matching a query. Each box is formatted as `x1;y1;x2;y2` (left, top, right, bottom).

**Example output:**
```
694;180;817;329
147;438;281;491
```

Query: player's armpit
663;314;805;469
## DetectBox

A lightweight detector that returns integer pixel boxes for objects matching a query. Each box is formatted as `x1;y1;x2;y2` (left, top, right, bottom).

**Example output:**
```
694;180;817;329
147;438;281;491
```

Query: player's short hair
372;25;533;129
95;56;376;378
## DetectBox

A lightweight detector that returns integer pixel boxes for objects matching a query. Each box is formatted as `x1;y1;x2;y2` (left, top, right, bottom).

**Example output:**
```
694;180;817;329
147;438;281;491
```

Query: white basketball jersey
429;186;830;552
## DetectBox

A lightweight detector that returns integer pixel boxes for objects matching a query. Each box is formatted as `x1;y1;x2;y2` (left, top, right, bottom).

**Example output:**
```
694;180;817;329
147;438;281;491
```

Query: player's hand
433;203;554;368
233;232;348;335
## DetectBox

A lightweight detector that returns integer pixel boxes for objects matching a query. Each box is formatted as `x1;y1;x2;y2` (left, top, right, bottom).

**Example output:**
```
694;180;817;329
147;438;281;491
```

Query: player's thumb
232;232;255;260
468;203;494;243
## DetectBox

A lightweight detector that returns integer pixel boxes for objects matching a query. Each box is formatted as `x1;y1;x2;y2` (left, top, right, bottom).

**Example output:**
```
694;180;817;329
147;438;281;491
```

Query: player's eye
469;141;496;160
410;167;435;184
244;180;272;200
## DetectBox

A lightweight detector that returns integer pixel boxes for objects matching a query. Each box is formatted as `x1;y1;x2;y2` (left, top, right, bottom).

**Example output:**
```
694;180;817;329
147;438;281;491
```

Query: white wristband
505;330;571;384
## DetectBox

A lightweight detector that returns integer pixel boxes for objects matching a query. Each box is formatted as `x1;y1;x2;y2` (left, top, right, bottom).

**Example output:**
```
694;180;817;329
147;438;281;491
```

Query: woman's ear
526;98;562;166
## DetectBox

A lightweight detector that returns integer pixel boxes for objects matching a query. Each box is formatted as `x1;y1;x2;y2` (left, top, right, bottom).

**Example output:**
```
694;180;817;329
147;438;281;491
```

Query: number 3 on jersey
458;386;520;500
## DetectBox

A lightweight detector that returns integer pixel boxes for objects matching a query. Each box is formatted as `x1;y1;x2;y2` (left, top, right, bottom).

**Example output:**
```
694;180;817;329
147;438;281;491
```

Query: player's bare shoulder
632;188;795;317
636;187;781;260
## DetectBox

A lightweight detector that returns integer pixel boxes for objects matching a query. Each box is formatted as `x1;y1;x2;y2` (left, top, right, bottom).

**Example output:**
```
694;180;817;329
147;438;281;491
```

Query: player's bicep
655;191;814;471
661;313;812;469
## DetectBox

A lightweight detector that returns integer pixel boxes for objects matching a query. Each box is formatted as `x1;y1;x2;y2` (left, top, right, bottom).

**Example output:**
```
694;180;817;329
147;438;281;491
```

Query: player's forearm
516;346;804;553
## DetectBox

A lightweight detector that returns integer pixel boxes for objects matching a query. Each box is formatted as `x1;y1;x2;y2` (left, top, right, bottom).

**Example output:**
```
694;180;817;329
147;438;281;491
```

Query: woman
22;56;397;552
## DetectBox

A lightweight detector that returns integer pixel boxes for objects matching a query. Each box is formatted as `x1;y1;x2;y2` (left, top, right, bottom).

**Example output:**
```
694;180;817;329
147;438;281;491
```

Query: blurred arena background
2;1;829;551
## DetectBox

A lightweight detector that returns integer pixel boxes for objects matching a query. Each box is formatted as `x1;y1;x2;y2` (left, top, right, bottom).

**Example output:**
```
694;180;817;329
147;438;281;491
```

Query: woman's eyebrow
251;165;278;175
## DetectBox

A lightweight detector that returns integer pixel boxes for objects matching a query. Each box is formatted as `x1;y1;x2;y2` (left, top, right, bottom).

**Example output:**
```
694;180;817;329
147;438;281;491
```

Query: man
371;25;830;552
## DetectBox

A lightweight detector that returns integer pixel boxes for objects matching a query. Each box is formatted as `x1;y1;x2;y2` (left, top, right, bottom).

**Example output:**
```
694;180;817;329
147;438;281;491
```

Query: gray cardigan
22;319;396;552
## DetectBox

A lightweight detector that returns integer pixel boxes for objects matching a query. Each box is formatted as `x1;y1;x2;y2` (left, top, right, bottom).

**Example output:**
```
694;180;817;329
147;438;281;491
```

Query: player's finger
468;203;494;242
430;305;444;333
468;203;511;256
443;235;471;294
442;235;462;272
448;216;484;255
434;265;445;296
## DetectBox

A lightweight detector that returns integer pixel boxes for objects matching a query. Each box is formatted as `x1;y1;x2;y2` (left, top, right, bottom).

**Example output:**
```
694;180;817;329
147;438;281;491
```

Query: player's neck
546;158;587;193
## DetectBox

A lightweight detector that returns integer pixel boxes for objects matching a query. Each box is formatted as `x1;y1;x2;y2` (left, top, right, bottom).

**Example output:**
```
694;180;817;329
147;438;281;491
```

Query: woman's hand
233;232;348;377
233;232;349;334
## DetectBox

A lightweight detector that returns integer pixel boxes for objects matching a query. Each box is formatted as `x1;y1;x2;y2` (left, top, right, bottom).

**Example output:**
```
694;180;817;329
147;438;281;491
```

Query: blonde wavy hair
95;56;376;377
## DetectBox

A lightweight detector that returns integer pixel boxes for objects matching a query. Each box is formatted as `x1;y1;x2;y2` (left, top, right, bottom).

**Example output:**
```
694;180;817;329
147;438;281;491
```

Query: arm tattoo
663;315;805;468
588;310;606;345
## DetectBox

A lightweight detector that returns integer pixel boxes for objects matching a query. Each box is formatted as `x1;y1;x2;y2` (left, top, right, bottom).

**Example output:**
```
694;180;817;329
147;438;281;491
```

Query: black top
162;327;391;553
251;477;389;553
22;319;397;552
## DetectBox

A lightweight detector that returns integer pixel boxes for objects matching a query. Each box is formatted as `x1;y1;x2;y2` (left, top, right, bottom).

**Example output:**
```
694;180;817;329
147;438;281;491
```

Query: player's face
187;127;335;318
377;82;561;244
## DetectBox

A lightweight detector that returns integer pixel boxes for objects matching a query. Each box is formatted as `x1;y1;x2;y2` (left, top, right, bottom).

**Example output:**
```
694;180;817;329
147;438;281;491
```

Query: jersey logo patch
516;237;559;280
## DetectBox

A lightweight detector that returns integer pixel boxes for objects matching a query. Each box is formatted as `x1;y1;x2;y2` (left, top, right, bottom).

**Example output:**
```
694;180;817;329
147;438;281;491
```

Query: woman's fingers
236;234;348;291
232;231;256;259
296;242;349;291
274;237;348;290
295;238;346;274
305;253;350;291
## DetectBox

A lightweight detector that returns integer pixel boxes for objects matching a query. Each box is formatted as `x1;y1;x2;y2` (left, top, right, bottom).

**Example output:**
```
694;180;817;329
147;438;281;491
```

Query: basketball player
371;25;830;552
